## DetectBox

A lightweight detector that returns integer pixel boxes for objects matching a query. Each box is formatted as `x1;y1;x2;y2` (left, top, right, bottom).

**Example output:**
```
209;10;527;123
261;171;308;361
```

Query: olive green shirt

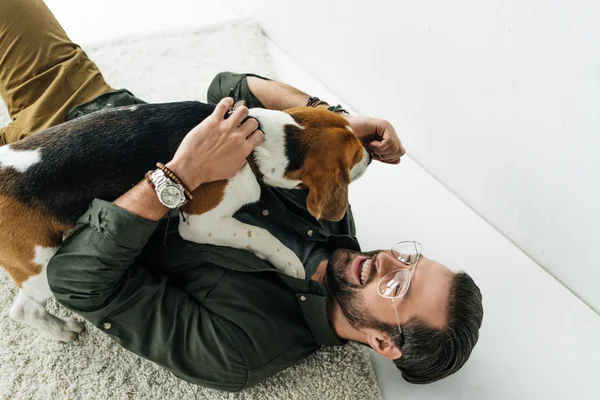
47;72;361;392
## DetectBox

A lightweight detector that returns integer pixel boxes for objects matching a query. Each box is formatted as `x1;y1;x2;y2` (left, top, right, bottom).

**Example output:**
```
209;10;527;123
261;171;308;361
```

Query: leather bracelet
306;96;329;108
327;104;350;114
155;162;194;200
145;170;155;188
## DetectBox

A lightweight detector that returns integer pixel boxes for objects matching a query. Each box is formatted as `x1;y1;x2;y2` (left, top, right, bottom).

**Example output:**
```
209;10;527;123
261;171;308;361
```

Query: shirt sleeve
47;199;248;392
206;71;270;108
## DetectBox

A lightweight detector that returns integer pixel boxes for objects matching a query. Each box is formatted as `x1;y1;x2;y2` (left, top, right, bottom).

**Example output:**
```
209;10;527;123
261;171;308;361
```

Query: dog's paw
269;248;306;279
55;317;85;342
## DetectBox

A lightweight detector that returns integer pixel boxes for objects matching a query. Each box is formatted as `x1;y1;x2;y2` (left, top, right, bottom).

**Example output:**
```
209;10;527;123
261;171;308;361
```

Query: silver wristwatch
150;169;188;209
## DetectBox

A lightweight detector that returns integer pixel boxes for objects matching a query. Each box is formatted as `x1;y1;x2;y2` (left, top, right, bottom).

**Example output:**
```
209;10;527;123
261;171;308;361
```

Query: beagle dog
0;101;371;341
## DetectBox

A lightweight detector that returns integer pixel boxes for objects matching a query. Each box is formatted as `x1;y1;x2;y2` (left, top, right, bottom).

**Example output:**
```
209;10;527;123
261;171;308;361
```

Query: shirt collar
278;275;346;346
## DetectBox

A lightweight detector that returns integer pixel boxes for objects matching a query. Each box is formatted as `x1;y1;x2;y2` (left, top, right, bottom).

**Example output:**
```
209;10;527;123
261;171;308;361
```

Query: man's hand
344;114;405;164
246;73;405;164
167;97;264;190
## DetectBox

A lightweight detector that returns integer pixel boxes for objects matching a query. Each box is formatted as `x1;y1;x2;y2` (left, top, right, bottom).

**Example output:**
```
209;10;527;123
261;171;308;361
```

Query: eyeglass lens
378;269;411;298
391;241;422;264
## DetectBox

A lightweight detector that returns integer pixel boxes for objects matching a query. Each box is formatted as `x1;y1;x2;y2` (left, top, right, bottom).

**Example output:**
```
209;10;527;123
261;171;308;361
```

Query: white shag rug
0;19;382;400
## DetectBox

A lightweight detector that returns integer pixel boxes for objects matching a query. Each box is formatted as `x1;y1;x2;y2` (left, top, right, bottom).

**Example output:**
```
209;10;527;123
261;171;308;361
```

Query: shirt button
300;295;307;301
262;209;270;216
102;321;112;330
307;230;314;237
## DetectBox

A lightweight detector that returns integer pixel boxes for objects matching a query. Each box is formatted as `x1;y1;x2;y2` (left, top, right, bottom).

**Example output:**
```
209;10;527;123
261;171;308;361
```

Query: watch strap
149;169;188;209
156;162;193;200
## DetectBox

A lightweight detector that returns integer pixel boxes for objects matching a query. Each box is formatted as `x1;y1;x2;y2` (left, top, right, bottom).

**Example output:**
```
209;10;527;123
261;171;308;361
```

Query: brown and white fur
0;102;370;341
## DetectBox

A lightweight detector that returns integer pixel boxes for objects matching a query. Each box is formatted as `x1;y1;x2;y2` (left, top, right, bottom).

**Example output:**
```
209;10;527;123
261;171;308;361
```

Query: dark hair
383;272;483;384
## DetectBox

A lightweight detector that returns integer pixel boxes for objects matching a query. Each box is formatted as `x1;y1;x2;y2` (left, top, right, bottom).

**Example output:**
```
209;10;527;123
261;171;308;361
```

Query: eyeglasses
376;241;423;339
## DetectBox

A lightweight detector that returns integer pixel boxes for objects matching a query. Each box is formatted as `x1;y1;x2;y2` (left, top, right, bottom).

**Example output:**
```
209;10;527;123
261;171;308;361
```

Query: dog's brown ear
304;167;350;221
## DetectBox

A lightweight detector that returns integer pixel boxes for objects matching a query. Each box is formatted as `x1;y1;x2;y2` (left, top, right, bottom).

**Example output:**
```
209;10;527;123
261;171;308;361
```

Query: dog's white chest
178;163;305;278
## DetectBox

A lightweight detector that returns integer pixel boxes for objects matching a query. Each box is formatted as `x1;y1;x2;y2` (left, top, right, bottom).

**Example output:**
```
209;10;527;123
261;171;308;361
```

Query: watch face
159;184;184;207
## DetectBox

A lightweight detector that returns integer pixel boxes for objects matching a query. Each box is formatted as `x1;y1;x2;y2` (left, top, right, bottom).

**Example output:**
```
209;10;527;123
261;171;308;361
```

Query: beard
325;248;382;330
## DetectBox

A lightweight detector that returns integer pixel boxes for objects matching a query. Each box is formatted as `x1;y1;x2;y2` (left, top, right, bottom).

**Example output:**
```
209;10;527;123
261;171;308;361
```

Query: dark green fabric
207;72;270;108
48;73;361;392
234;186;353;277
66;89;146;121
47;198;355;391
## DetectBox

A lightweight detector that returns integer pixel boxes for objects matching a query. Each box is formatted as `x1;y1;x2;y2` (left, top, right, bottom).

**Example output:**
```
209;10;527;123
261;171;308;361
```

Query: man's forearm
247;77;319;111
112;161;198;222
247;74;405;163
113;180;168;222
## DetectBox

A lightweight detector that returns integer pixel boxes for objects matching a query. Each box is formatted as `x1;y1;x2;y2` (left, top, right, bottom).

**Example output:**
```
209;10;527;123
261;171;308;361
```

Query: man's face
325;248;454;334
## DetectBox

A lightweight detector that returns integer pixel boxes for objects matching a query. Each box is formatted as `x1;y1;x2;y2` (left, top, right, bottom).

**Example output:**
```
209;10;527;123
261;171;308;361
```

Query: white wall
227;0;600;312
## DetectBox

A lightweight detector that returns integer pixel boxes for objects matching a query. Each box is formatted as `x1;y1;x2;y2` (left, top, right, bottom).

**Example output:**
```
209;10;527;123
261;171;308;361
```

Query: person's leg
0;0;110;339
0;0;113;145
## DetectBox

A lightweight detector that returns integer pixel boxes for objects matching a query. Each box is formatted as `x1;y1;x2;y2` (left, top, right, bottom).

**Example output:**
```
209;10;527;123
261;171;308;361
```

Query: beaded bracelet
327;104;350;115
155;162;194;201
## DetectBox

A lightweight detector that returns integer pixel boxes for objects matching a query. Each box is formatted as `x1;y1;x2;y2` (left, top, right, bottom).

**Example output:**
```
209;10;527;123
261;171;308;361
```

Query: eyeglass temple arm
392;298;402;339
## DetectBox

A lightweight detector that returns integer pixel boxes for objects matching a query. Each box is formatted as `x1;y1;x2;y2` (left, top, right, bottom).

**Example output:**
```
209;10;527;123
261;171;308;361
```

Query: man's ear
366;330;403;360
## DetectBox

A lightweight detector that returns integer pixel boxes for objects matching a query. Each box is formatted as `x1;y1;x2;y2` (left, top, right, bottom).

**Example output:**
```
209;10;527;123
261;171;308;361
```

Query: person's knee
0;119;31;145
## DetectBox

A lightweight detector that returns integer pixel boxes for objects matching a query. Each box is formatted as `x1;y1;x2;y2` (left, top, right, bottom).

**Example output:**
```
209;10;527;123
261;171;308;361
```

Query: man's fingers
370;140;404;162
239;117;259;135
214;97;235;119
246;129;264;149
228;105;249;127
369;139;383;150
373;152;401;164
382;156;402;164
369;140;392;153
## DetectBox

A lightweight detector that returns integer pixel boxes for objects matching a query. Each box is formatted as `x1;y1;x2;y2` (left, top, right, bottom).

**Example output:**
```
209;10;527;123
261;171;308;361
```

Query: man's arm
48;199;248;391
47;98;262;391
207;72;405;164
115;98;263;221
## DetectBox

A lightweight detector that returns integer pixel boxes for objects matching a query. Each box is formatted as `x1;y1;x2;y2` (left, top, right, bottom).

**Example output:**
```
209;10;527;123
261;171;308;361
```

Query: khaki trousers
0;0;112;145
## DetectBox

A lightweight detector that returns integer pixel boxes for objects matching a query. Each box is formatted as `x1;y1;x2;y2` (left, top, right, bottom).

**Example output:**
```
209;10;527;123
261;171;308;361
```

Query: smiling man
46;71;483;389
315;244;482;383
2;0;483;392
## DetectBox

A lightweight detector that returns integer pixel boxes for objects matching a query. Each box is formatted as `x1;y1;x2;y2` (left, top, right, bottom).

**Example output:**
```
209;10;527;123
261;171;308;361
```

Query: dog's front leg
179;216;305;279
